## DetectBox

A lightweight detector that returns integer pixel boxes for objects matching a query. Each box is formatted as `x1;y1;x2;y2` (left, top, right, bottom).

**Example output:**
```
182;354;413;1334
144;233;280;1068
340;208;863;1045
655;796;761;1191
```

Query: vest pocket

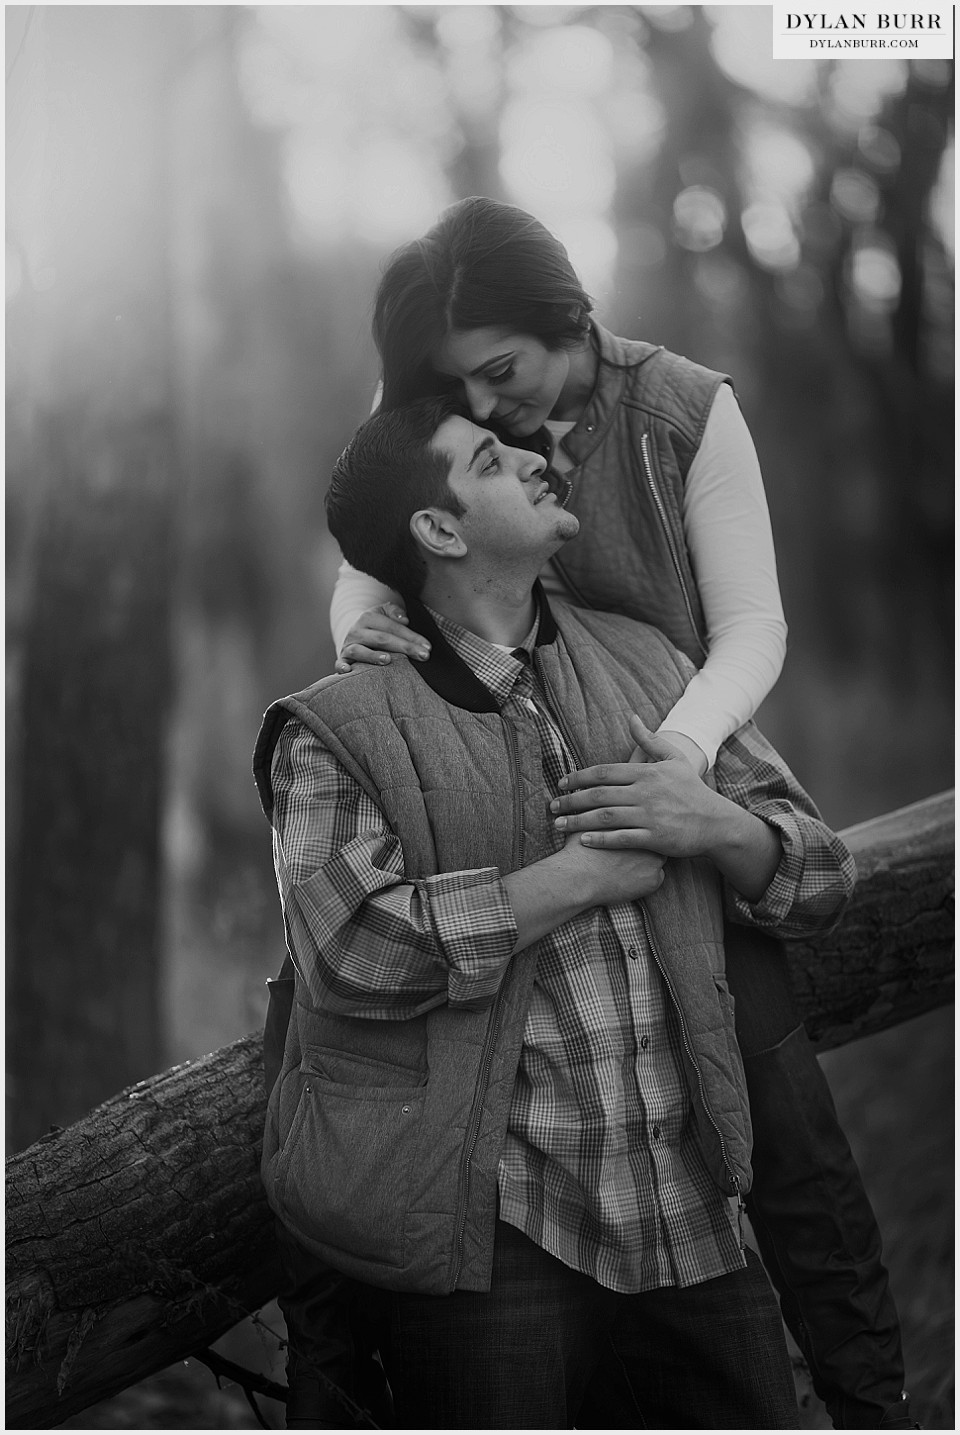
274;1048;427;1270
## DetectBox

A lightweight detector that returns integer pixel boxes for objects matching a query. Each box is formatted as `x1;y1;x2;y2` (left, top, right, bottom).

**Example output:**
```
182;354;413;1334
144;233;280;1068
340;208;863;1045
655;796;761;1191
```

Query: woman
327;198;910;1429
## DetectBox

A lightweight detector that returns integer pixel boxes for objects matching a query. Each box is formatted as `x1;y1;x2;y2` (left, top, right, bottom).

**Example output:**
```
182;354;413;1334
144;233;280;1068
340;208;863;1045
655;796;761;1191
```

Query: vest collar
404;583;558;713
544;322;663;467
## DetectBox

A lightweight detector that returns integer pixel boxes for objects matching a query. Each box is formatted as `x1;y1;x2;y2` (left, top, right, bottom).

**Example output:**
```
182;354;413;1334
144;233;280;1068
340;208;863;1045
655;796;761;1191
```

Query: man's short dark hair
326;393;467;598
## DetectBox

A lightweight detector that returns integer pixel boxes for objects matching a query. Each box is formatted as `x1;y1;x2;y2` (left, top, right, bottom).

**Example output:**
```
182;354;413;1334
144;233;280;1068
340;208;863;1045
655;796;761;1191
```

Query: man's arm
549;716;855;938
273;720;666;1021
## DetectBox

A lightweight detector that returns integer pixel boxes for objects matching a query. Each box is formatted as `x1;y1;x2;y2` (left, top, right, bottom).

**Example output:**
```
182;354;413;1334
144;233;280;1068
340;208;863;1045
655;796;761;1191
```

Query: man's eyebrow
468;434;496;471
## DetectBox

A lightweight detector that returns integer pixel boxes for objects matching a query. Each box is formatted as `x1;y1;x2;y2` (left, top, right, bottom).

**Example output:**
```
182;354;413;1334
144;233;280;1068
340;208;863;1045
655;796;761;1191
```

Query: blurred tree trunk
160;9;328;1066
6;8;189;1151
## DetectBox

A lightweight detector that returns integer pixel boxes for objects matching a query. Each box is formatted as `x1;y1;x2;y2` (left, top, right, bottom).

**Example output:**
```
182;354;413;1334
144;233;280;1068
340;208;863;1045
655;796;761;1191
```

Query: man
254;393;856;1428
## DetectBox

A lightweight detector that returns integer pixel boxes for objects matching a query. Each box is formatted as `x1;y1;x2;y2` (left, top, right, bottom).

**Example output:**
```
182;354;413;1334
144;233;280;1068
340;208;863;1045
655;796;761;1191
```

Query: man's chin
550;514;581;546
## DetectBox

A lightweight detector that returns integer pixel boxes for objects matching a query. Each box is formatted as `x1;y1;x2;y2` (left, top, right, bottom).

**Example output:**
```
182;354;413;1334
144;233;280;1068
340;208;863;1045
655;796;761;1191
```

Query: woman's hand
335;604;432;673
550;716;721;857
642;728;707;777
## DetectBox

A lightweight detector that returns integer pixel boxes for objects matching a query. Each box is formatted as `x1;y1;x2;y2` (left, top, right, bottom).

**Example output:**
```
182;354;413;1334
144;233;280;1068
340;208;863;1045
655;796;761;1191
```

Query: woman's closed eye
486;364;515;385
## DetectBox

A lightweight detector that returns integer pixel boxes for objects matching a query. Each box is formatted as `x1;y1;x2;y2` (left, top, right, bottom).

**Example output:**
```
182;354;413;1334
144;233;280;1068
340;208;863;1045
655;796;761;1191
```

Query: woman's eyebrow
468;352;513;377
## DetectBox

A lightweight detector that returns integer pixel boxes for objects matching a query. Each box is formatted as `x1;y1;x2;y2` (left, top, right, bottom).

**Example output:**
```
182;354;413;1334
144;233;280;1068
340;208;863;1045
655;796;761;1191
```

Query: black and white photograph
6;4;954;1429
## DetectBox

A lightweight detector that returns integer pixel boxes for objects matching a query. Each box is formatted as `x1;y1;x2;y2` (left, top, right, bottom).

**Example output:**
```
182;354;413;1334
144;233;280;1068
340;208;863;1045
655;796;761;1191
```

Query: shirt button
653;1124;662;1140
627;946;639;961
401;1105;411;1114
640;1035;649;1050
585;424;595;433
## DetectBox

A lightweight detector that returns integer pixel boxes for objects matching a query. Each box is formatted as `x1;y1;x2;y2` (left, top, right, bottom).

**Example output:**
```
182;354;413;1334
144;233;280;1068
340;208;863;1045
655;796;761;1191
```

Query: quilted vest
539;324;730;665
253;594;752;1295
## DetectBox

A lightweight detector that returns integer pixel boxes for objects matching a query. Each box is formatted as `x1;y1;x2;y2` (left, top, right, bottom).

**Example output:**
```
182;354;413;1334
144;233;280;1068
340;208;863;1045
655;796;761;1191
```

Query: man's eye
484;455;501;473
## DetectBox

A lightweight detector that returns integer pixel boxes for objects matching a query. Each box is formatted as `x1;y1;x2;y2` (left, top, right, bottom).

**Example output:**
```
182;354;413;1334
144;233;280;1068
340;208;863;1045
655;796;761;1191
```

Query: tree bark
5;791;953;1428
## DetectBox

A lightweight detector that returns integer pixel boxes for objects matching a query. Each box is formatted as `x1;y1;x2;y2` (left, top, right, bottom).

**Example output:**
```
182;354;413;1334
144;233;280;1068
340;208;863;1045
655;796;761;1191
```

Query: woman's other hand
335;604;431;673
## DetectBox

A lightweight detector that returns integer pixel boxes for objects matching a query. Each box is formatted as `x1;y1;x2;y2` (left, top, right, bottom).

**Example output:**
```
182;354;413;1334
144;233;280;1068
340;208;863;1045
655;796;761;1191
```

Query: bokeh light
831;168;882;226
673;186;727;252
507;23;613;97
708;9;817;107
741;202;801;272
741;120;816;212
850;241;902;310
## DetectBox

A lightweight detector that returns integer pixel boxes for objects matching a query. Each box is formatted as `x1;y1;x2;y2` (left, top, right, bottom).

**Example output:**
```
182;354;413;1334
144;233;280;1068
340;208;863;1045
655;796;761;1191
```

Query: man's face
429;416;580;567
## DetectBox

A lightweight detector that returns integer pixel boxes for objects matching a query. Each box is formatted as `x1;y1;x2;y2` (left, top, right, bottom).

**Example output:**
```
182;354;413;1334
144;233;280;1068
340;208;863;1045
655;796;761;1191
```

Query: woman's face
432;327;573;437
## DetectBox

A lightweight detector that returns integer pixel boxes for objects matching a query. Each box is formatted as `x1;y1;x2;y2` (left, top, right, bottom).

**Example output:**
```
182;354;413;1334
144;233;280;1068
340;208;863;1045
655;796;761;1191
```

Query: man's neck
419;571;537;648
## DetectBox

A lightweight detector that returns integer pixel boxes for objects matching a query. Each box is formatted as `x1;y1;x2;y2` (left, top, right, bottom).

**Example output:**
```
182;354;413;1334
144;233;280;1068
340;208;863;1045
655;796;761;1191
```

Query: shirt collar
423;605;540;708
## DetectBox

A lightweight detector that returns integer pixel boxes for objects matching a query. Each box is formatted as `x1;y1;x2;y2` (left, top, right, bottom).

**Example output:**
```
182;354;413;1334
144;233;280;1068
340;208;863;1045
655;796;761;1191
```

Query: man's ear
410;508;467;561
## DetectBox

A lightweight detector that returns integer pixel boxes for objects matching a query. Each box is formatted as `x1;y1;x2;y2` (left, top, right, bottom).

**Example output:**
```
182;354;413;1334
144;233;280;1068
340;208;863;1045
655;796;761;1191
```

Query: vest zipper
640;431;709;661
449;718;524;1289
638;902;744;1237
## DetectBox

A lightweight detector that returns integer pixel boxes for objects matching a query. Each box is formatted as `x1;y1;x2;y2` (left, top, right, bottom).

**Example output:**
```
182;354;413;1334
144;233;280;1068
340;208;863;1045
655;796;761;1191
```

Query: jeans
725;924;906;1428
352;1219;798;1429
276;1219;394;1429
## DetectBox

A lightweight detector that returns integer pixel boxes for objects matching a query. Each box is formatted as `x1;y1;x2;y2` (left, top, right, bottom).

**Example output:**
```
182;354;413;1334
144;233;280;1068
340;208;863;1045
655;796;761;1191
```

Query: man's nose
464;379;496;422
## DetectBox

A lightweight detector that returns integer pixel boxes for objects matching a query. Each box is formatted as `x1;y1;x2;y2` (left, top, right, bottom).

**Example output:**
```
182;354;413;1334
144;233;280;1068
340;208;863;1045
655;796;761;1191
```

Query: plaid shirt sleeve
712;721;857;938
270;719;518;1019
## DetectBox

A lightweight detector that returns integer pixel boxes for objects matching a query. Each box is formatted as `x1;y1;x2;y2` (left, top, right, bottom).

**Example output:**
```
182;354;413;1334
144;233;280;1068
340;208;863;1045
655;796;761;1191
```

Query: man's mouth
532;483;554;505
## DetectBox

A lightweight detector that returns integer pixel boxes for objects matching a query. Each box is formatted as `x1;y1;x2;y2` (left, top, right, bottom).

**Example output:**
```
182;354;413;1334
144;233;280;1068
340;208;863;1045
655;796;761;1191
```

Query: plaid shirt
270;609;852;1293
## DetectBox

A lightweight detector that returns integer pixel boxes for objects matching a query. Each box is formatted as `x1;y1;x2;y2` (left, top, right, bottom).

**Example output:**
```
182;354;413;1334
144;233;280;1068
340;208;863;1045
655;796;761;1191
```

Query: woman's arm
330;558;432;670
657;385;787;770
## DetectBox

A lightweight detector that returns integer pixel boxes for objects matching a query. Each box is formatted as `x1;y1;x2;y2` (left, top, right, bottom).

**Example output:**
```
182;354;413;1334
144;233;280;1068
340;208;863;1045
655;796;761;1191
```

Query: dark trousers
726;925;905;1428
277;923;906;1429
352;1219;798;1429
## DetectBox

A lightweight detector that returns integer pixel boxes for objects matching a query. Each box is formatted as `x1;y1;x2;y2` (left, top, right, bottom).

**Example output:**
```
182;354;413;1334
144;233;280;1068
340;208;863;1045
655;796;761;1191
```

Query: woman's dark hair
373;197;594;410
326;393;466;599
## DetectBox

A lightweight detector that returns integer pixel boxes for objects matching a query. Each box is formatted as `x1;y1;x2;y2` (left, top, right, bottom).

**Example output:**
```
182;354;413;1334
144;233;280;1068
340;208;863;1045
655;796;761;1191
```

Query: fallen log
6;790;954;1428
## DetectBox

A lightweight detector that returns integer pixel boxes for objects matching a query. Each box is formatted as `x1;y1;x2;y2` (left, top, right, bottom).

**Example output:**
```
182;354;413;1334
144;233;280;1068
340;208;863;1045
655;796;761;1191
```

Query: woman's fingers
557;763;638;794
338;605;432;667
554;804;647;833
551;784;640;817
578;828;660;850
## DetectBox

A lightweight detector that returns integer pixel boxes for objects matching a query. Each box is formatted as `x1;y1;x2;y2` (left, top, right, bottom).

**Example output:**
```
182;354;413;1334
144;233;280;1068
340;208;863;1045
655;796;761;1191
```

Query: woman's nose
464;379;496;421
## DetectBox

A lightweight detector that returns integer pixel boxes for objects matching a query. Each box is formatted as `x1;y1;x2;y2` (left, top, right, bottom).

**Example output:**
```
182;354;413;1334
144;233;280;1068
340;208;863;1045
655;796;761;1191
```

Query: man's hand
504;826;666;954
557;831;667;905
551;717;720;857
335;604;431;673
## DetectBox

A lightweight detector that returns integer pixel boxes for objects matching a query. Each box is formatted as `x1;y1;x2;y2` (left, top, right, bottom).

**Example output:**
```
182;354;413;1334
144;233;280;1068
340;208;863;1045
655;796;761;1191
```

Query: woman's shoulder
607;333;731;440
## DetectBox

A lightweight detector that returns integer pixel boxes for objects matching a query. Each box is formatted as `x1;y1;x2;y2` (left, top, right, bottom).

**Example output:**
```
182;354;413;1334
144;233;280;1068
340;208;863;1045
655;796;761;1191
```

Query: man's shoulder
551;600;694;675
280;659;416;722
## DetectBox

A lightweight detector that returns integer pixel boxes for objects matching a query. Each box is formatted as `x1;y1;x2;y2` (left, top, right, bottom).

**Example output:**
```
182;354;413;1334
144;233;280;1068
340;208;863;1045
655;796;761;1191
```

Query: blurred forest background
6;4;953;1428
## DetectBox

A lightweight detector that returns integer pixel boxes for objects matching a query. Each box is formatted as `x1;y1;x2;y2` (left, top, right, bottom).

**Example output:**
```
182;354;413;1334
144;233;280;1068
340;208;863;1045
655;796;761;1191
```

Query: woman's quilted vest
545;324;730;666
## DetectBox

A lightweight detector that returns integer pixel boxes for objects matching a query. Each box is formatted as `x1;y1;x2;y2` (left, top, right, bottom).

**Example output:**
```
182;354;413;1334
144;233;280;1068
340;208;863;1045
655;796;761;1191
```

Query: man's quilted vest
253;596;752;1296
544;324;730;666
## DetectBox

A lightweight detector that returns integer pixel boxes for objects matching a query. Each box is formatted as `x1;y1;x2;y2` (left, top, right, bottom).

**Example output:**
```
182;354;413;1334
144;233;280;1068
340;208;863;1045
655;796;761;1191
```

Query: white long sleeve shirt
329;386;786;768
